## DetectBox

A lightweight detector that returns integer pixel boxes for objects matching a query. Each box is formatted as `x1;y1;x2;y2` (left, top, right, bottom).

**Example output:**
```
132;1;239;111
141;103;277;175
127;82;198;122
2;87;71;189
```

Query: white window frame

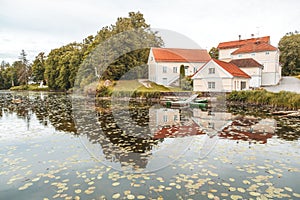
208;68;215;74
163;66;167;73
173;67;177;73
208;82;215;89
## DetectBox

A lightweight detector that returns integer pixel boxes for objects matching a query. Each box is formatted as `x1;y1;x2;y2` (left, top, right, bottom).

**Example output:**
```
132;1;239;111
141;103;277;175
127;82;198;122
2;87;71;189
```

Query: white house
217;36;281;86
148;48;211;86
229;58;263;88
192;59;251;92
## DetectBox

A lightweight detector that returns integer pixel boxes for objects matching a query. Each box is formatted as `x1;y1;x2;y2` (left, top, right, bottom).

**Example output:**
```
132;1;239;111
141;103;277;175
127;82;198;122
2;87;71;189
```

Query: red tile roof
213;59;251;78
152;48;211;62
229;58;263;68
217;36;270;49
231;42;277;54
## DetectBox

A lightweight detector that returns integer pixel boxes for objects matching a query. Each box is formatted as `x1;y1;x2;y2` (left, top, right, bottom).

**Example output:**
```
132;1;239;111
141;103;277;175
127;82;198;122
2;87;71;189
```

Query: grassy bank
227;90;300;110
93;80;188;98
10;84;49;91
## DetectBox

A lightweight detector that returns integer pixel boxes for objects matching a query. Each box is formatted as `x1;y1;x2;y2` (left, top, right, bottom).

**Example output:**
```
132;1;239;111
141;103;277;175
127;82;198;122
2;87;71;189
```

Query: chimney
238;35;241;41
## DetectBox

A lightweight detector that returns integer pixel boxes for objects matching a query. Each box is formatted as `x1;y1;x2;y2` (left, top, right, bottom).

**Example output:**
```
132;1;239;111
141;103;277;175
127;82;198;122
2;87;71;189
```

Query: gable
192;60;233;79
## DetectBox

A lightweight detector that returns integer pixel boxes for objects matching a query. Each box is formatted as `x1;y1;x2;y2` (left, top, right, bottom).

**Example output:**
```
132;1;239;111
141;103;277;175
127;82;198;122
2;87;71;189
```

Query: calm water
0;91;299;200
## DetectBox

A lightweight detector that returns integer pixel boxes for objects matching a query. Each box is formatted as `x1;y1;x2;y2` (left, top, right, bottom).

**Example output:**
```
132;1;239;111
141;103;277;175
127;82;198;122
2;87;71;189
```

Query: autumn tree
278;31;300;76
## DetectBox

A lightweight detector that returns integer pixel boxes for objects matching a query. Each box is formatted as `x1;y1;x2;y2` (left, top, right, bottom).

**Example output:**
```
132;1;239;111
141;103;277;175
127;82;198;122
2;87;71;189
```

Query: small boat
189;102;208;109
194;99;208;103
164;94;199;108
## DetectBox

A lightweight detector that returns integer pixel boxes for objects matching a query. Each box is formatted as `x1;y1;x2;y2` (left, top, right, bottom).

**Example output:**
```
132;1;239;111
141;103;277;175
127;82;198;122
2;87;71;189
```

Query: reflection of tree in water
0;92;77;133
87;99;162;170
275;117;300;141
226;104;300;141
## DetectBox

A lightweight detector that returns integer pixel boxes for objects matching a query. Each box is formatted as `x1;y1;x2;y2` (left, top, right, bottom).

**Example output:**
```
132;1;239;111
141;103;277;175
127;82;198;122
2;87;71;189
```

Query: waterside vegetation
227;90;300;110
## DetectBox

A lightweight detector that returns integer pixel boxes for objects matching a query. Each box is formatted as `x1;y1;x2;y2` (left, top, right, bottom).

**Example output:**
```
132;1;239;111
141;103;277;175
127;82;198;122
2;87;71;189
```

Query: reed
227;90;300;109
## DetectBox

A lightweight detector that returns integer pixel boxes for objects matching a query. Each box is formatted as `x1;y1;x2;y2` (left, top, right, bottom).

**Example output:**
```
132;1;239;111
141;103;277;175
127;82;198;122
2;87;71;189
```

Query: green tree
80;11;163;82
278;31;300;76
209;47;219;59
179;64;185;87
32;52;46;83
45;43;83;90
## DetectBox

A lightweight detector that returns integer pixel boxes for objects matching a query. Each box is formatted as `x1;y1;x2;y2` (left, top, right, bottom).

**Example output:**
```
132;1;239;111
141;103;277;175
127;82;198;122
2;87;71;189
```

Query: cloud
0;0;299;63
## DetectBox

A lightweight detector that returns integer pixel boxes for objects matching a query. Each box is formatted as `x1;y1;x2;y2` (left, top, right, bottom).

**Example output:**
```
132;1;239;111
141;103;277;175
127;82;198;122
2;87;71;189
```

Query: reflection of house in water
220;116;276;144
149;107;204;138
192;108;232;135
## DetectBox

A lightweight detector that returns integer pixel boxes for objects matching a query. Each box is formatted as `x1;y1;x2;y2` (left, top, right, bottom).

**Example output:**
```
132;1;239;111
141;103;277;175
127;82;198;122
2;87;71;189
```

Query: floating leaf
112;193;120;199
75;189;81;194
112;182;120;186
127;194;135;200
137;195;146;199
237;187;245;193
249;191;261;197
207;193;214;199
230;194;242;200
284;187;293;192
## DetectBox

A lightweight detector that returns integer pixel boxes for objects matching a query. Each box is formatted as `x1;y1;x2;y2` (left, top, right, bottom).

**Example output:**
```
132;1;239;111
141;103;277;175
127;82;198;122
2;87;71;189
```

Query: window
208;82;215;89
163;115;168;122
194;67;197;73
173;67;177;73
238;54;242;57
208;122;215;129
265;52;270;55
151;56;153;61
174;115;178;121
163;66;167;73
251;53;255;56
241;81;246;90
208;68;215;74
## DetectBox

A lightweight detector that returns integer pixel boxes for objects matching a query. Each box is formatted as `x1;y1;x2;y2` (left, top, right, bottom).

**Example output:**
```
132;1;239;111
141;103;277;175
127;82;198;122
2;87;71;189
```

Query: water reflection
1;91;299;171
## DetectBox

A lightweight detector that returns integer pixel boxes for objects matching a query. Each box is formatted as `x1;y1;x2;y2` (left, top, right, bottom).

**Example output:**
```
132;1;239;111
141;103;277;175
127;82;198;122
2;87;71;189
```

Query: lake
0;91;299;200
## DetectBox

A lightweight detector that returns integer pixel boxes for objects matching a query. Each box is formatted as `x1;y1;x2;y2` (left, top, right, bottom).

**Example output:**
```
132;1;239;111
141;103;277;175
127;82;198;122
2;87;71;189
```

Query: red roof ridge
151;48;211;63
217;36;270;49
231;42;277;55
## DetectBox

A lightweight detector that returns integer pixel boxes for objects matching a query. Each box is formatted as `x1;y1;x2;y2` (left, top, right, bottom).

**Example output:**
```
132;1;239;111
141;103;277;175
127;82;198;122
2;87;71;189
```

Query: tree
45;43;83;90
18;50;30;85
209;47;219;59
32;52;46;83
278;31;300;76
80;11;163;82
179;64;185;87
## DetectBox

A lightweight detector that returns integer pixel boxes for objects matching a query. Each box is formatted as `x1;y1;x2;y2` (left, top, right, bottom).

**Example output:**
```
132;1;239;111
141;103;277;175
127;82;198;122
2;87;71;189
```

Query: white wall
150;61;206;86
239;67;262;88
218;48;238;61
193;61;250;92
231;50;281;85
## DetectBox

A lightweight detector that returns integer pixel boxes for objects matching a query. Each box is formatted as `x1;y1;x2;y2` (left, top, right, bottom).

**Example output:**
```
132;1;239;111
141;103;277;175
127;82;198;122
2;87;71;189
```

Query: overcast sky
1;0;299;63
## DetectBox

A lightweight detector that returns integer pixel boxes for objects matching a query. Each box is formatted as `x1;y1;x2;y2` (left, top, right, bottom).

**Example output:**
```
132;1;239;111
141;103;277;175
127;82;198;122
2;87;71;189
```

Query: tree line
0;12;163;91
